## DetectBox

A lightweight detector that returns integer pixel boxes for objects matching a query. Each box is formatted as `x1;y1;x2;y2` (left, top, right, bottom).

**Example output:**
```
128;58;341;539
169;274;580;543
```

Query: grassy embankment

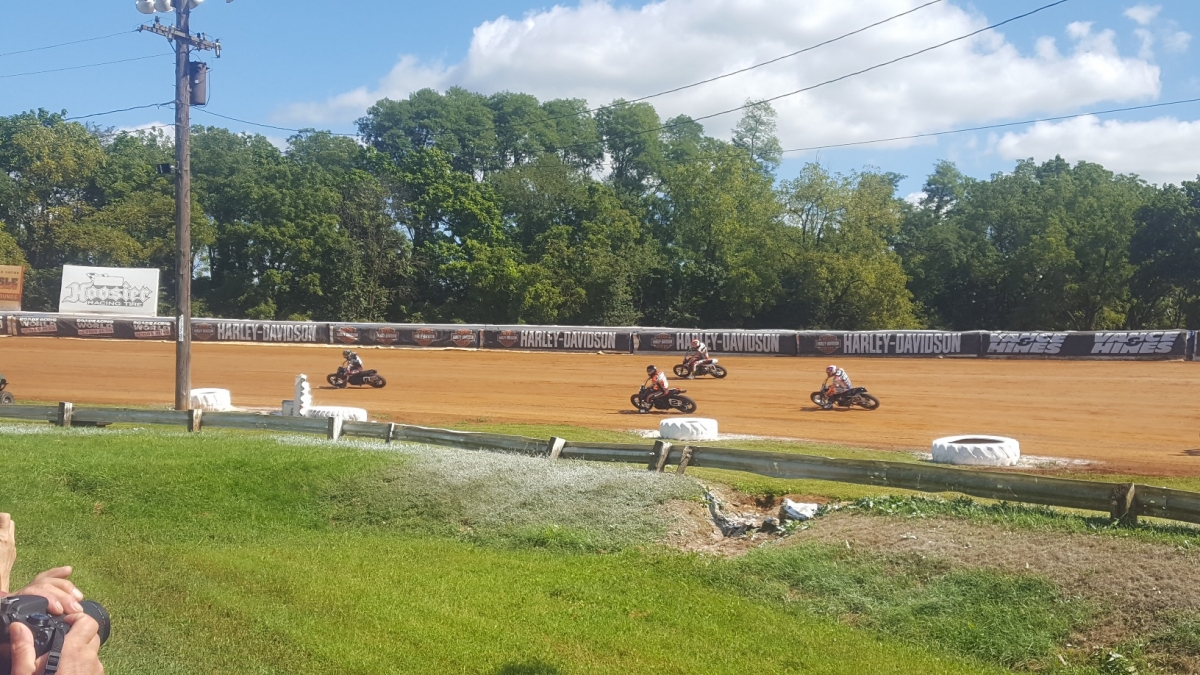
0;422;1111;674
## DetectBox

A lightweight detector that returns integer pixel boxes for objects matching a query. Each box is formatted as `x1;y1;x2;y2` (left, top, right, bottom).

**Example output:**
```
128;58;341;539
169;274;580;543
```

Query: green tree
731;100;782;175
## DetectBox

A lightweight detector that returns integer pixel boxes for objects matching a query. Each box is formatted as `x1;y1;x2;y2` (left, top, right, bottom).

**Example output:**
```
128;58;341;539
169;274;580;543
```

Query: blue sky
2;0;1197;195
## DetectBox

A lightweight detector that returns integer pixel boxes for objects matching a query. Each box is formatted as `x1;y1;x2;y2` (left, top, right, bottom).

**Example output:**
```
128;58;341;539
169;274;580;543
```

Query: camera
0;595;110;672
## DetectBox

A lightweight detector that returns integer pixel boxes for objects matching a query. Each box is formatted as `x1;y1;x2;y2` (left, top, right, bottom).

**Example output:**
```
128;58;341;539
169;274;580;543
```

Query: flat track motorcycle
327;365;387;389
673;357;727;379
810;383;880;411
630;385;697;414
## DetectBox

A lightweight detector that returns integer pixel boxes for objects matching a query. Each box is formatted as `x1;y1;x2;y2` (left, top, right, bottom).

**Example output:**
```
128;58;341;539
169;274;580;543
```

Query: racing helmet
826;365;838;376
343;350;353;359
646;364;657;375
690;338;700;348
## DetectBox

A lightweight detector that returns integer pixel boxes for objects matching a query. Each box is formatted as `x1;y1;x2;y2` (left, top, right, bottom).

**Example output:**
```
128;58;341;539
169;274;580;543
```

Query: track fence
0;403;1196;528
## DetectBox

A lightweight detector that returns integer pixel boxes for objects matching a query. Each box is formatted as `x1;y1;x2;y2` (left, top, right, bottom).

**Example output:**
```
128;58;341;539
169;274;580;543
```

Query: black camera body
0;595;110;672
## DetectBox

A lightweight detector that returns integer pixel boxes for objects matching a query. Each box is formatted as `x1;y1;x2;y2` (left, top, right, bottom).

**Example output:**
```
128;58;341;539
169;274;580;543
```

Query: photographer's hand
12;569;83;616
7;614;103;675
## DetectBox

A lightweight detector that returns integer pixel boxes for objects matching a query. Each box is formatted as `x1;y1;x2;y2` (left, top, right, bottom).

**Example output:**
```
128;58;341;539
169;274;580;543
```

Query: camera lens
79;601;110;646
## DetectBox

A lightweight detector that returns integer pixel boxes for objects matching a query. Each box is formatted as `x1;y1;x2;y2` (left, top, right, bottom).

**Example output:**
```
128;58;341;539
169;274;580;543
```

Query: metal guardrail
0;403;1194;527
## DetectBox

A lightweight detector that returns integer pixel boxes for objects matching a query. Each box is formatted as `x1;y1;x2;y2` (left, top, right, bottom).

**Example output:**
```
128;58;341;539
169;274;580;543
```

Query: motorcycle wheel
710;365;728;379
673;364;690;378
853;393;881;410
671;396;697;414
631;394;645;410
329;374;348;389
369;375;387;388
0;392;13;405
810;391;827;407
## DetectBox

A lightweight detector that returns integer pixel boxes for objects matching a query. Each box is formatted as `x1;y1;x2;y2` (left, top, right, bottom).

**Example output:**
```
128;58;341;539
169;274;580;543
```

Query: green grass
0;423;1009;675
844;495;1200;547
708;543;1089;670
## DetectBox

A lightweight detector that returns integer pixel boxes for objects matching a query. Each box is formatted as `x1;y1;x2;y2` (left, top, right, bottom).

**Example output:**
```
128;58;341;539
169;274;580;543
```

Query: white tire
659;417;719;442
189;388;233;412
931;435;1020;467
304;406;368;422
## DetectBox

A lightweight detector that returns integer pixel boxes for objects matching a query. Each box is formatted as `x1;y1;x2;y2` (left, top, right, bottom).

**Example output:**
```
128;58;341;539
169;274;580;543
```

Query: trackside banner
482;326;633;352
191;319;328;344
58;265;160;317
634;330;798;355
798;331;983;357
0;265;23;311
10;315;175;340
329;324;481;348
982;331;1188;359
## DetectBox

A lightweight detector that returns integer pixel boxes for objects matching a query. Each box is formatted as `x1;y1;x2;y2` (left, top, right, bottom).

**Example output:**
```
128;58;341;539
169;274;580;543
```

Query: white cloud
995;115;1200;185
279;0;1161;153
1164;30;1192;53
1124;4;1162;26
1121;5;1190;59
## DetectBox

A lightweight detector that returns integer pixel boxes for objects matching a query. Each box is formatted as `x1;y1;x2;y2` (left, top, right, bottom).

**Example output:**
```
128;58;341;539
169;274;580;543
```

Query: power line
0;54;168;79
0;30;135;59
193;108;358;136
781;96;1200;154
503;0;1074;162
65;102;173;121
532;0;948;126
669;0;1072;130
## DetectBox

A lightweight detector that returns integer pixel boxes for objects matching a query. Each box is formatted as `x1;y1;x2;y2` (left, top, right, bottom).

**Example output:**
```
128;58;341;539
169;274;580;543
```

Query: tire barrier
188;388;233;412
798;331;985;357
634;329;799;355
931;435;1021;467
659;417;719;442
330;323;482;348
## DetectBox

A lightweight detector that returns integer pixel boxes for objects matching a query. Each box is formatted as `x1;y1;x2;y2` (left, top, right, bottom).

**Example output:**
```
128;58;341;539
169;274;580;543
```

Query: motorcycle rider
822;364;852;409
642;364;670;412
684;338;710;378
343;350;364;380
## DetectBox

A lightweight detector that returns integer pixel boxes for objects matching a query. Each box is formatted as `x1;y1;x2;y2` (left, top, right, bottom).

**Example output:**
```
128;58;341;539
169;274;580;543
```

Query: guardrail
0;403;1195;528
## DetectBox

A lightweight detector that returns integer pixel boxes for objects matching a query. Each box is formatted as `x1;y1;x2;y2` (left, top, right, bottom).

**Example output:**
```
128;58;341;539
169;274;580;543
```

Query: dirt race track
2;337;1199;477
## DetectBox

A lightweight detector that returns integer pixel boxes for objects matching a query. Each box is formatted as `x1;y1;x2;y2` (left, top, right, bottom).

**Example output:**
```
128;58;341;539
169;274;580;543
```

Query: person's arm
0;513;14;594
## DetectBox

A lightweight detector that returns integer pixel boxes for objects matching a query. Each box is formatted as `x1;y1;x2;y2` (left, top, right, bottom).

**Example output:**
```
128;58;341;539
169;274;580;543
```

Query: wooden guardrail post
1111;483;1138;525
187;409;203;432
676;446;693;475
327;417;343;441
648;440;671;472
547;436;566;460
56;402;73;428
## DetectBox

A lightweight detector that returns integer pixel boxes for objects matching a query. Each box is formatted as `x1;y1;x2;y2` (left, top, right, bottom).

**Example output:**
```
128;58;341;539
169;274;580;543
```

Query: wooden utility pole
139;7;220;410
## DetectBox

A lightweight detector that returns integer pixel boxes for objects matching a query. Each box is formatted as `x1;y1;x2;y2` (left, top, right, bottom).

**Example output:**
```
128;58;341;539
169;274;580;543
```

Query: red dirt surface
2;337;1199;476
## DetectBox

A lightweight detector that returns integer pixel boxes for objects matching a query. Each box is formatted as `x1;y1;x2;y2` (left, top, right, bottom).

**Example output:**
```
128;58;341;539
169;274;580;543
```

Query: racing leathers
685;342;710;376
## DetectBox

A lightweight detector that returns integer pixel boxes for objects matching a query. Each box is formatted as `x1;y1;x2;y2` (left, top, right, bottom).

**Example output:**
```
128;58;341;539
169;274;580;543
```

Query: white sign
59;265;160;317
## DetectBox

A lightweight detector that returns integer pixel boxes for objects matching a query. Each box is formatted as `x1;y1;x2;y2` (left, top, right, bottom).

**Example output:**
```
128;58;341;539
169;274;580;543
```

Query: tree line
1;88;1197;329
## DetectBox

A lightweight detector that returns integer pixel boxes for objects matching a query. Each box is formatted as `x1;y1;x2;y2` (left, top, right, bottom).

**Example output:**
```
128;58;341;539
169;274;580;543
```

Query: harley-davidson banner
635;330;798;355
798;331;983;357
482;327;632;352
328;324;482;348
0;265;23;311
191;320;328;344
